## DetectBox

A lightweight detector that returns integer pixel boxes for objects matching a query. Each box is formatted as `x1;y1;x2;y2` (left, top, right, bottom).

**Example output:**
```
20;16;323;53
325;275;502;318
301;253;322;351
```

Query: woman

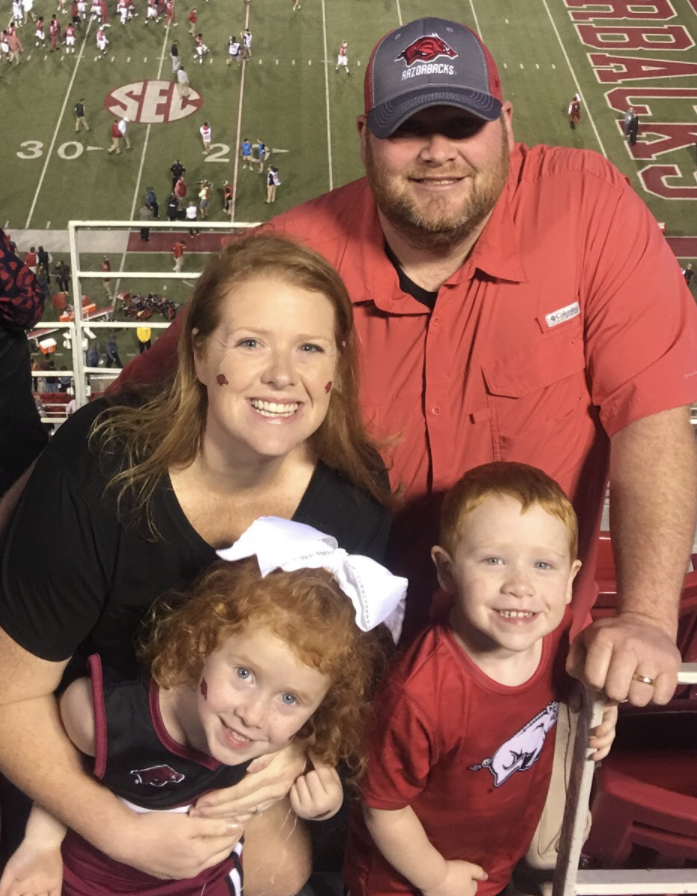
0;234;391;892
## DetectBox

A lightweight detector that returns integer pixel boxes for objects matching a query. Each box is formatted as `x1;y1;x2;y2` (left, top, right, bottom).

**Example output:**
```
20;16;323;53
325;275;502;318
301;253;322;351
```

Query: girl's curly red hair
139;558;388;780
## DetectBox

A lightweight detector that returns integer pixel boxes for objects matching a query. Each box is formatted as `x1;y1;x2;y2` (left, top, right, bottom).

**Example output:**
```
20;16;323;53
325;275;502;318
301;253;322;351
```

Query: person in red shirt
101;256;113;298
174;173;187;199
568;93;581;130
172;239;186;271
347;463;617;896
107;119;121;154
23;247;37;273
90;16;697;708
49;15;61;51
187;6;196;35
165;0;175;26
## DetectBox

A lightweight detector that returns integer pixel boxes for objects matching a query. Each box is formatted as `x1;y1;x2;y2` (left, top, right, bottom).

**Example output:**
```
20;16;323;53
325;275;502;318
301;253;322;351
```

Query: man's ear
356;114;370;166
431;546;456;594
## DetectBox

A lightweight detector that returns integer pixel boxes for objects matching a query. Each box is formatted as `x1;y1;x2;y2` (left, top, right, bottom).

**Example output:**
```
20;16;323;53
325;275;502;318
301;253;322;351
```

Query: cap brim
368;88;502;138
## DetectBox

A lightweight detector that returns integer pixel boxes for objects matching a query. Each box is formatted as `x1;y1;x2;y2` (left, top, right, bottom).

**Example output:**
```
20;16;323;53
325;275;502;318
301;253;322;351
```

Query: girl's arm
0;628;247;881
363;804;487;896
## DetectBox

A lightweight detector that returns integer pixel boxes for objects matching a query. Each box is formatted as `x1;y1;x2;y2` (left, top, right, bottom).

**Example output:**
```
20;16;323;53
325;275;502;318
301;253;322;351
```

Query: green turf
3;0;697;236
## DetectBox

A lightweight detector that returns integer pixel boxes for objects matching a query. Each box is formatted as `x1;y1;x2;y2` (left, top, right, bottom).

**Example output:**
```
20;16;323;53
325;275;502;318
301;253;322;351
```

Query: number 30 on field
17;141;86;160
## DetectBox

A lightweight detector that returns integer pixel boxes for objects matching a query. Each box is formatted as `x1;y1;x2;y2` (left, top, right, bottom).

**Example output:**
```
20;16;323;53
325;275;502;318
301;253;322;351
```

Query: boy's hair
139;558;388;781
439;462;578;559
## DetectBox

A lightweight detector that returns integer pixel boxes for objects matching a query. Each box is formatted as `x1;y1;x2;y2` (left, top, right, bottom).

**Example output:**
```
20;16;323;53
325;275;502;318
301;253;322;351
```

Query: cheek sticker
324;381;333;393
216;374;229;387
200;678;208;700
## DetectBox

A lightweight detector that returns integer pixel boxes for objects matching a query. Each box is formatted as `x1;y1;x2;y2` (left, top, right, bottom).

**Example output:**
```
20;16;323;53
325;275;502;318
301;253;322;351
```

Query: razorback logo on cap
396;33;458;66
130;764;186;787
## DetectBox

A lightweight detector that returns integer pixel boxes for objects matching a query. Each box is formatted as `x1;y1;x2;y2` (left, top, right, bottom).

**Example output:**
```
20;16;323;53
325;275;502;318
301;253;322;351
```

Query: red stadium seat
584;705;697;868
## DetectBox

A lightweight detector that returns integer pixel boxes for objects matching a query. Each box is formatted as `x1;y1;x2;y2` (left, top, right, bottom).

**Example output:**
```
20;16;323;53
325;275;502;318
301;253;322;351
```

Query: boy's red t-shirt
345;608;573;896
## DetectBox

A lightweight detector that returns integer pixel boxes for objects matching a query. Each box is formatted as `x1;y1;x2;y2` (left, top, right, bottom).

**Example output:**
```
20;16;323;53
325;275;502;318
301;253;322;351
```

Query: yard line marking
520;63;524;68
320;0;333;191
229;0;251;221
503;62;507;68
127;55;130;61
25;17;94;229
275;58;278;64
541;0;607;156
552;63;556;68
536;63;540;69
3;221;8;229
308;59;311;64
46;221;51;228
87;146;104;151
119;21;172;292
395;0;403;25
468;0;482;35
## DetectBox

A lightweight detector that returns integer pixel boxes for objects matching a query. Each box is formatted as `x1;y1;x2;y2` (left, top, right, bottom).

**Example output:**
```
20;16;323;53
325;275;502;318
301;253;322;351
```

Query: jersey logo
545;301;580;328
130;764;186;787
396;34;458;67
469;702;558;787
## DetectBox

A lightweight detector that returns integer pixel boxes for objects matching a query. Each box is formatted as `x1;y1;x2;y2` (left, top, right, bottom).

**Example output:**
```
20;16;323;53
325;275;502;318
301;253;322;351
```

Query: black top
0;399;391;679
89;655;250;809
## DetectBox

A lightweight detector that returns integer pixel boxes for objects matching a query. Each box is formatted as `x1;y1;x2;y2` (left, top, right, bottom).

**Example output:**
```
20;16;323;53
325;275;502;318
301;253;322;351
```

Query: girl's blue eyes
236;667;251;680
281;694;297;706
235;340;324;353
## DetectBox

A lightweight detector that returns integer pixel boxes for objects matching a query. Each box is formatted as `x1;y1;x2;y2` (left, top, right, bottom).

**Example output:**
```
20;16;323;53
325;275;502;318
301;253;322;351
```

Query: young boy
345;462;617;896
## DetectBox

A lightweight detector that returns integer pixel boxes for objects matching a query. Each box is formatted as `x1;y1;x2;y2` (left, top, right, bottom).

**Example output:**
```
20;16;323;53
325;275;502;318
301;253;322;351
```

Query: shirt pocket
482;325;590;468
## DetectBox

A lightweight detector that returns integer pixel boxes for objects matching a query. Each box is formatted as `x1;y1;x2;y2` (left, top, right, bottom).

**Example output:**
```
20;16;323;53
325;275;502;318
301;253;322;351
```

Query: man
227;34;240;66
114;17;697;710
682;262;693;288
335;40;349;75
628;112;640;146
265;164;280;203
7;29;22;64
624;106;635;138
0;230;48;498
101;256;113;298
223;179;233;212
95;21;109;57
74;97;89;130
170;40;180;71
568;93;581;129
117;115;131;150
172;238;186;272
49;15;61;51
145;185;158;218
187;6;195;35
54;259;70;292
241;27;251;59
107;118;121;154
139;203;153;241
105;332;122;368
166;191;179;220
64;22;76;52
36;247;50;285
200;120;211;154
240;136;253;170
176;63;190;97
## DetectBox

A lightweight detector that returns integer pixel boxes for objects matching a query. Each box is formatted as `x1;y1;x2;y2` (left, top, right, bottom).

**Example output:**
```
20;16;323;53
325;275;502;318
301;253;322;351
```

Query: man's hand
421;860;488;896
190;740;307;820
289;757;342;820
105;811;244;880
566;613;680;706
0;842;63;896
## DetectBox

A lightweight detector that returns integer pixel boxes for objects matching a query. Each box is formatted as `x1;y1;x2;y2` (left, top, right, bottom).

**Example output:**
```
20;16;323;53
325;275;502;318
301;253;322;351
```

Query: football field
3;0;697;370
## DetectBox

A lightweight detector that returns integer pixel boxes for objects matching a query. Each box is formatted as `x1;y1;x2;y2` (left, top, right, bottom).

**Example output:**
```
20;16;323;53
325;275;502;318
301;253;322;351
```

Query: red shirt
344;612;572;896
111;144;697;639
172;242;185;259
102;259;111;275
24;252;37;267
188;9;196;22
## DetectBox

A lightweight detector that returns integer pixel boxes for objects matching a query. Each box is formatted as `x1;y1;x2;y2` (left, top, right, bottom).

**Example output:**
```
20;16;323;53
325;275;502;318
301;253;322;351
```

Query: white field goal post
33;220;256;419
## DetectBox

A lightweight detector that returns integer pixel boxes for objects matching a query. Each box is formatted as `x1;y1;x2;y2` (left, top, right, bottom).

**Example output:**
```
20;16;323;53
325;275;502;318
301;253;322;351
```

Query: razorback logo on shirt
130;763;185;786
469;702;558;787
396;34;457;66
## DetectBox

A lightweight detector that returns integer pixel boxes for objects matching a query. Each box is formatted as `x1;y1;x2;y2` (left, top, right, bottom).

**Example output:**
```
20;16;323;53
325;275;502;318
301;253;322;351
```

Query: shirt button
432;316;440;326
431;406;441;416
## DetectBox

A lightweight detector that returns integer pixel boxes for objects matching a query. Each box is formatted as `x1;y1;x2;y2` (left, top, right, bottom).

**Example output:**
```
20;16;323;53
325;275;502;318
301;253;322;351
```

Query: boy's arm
363;804;487;896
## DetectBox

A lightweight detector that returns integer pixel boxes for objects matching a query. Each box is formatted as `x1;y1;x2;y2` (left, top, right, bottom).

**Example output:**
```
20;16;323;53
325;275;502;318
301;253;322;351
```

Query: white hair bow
216;517;407;644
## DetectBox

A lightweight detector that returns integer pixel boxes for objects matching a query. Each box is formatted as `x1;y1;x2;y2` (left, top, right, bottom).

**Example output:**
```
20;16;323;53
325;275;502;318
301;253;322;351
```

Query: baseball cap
364;17;502;138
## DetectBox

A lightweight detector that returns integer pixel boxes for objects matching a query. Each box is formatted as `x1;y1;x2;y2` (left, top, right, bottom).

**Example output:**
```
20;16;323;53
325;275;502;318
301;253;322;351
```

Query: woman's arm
0;628;246;880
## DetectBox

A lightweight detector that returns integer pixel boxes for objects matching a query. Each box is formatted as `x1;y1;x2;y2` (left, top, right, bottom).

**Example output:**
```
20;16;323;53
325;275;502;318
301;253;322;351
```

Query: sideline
230;1;252;221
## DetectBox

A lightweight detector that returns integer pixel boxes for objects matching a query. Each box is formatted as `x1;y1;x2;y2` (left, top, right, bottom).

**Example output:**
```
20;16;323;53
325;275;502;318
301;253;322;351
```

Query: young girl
1;517;406;896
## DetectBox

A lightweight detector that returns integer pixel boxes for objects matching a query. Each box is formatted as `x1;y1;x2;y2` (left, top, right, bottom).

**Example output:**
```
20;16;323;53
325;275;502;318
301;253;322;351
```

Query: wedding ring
632;673;655;685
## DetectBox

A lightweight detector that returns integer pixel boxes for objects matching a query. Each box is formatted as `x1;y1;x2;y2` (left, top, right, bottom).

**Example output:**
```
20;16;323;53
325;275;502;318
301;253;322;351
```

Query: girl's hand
289;756;342;820
0;841;63;896
190;740;308;819
588;703;618;761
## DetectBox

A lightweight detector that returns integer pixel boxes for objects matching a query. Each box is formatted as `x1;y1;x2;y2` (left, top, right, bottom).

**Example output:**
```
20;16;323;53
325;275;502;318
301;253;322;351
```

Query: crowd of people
0;13;696;896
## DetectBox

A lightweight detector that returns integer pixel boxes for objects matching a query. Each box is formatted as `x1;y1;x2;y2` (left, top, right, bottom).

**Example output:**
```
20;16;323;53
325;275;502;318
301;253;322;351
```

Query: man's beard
365;125;510;253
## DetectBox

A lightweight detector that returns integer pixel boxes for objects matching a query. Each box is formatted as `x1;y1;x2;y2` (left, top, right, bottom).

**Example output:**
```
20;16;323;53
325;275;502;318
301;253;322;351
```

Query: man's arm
567;406;697;705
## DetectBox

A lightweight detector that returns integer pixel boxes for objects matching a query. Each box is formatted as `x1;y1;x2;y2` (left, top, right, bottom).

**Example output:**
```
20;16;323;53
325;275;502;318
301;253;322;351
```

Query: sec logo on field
104;81;202;123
